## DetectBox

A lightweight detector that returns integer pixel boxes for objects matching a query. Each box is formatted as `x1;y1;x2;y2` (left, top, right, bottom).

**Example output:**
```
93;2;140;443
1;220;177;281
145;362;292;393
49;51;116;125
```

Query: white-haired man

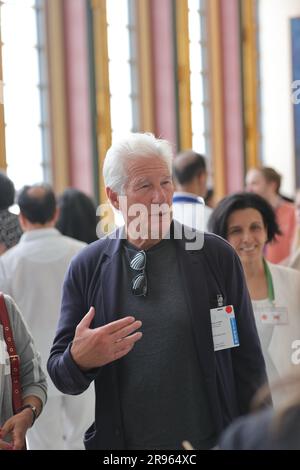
48;133;268;450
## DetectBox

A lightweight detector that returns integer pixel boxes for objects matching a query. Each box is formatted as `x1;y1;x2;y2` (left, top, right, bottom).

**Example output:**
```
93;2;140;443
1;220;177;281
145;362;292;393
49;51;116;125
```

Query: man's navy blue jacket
47;223;268;449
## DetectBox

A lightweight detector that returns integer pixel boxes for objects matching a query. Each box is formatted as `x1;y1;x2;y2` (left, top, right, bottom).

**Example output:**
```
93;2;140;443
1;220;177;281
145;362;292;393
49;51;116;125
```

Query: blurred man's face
245;169;268;198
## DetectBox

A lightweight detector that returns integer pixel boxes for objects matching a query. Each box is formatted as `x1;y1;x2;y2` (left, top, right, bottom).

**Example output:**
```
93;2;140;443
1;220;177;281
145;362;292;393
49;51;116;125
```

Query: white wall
259;0;300;196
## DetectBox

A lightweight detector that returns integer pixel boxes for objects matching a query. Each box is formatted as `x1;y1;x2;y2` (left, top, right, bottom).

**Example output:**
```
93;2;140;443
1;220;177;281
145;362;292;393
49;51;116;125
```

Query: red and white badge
260;306;288;325
210;305;240;352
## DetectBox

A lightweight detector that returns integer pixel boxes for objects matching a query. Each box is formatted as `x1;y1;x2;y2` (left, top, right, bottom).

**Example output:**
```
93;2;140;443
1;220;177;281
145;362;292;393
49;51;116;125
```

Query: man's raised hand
70;307;142;371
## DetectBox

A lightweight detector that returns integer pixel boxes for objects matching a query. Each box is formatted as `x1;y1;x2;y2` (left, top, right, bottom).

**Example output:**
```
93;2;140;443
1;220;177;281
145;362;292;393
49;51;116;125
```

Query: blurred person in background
172;151;212;231
0;184;94;449
0;294;47;450
56;188;98;244
0;172;22;255
288;189;300;271
209;192;300;396
219;370;300;449
246;167;296;264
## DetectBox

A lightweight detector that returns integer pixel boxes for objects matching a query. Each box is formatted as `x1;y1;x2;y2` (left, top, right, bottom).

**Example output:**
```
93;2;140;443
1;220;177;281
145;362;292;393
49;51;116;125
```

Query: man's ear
197;172;207;193
18;213;27;231
106;187;119;210
52;207;60;225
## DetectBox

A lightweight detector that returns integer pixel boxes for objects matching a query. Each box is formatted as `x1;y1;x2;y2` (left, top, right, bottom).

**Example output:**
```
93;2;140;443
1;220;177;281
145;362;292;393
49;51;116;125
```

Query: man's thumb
77;306;95;330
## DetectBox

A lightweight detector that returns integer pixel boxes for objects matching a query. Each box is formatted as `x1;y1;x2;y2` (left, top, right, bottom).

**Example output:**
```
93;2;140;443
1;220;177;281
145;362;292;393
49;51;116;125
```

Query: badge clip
217;294;224;307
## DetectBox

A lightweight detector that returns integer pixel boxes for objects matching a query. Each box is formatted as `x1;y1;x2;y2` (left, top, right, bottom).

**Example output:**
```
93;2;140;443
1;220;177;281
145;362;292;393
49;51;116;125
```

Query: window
106;0;133;141
188;0;206;155
0;0;45;189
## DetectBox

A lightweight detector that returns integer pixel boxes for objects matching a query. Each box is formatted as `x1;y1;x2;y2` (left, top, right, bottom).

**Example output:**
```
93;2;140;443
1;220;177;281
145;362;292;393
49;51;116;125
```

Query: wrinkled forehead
125;155;171;180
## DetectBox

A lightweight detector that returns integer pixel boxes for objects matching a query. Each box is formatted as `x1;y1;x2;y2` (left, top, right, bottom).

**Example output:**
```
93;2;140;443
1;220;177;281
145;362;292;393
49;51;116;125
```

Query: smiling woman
208;192;300;399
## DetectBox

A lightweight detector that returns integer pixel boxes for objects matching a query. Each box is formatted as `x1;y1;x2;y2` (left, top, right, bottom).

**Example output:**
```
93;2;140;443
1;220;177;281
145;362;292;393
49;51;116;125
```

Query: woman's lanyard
263;258;275;303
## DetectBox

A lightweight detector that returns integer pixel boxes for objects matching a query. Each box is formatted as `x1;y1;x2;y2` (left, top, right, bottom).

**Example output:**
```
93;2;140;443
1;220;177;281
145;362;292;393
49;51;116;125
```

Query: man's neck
176;183;201;197
125;223;171;251
24;222;56;232
126;236;163;251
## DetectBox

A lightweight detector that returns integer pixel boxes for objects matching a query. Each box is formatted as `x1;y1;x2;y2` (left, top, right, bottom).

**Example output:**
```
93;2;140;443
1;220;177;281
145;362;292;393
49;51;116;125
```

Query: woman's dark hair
0;171;15;210
56;188;98;244
208;192;281;243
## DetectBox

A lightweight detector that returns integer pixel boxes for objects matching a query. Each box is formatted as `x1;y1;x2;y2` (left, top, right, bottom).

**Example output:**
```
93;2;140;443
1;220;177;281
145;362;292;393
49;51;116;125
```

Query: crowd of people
1;133;300;450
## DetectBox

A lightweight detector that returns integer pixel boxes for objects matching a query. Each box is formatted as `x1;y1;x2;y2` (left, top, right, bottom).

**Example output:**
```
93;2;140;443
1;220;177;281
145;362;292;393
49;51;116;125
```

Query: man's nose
151;186;166;203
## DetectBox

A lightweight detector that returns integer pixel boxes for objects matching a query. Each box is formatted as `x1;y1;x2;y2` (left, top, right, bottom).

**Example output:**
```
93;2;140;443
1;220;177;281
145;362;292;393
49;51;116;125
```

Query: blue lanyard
173;196;202;204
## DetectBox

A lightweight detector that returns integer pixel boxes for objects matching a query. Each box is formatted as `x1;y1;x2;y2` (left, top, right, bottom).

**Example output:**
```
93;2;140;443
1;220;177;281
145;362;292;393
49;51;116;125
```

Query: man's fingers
112;320;142;342
0;422;12;439
113;343;135;361
0;424;14;450
76;307;95;331
12;433;25;451
0;439;13;450
104;316;136;335
114;331;143;354
113;330;143;360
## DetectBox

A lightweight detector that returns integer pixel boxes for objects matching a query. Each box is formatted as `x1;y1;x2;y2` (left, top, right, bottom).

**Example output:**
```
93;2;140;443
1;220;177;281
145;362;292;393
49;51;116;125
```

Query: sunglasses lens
130;251;146;270
130;250;147;296
132;273;147;296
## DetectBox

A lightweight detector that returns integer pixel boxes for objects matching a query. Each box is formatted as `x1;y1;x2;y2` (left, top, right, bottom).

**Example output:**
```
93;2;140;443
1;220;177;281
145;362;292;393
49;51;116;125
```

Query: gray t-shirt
0;295;47;429
118;238;215;450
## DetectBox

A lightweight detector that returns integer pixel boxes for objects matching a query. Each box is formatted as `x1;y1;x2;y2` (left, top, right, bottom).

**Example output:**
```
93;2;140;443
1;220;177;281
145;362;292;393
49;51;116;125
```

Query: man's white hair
103;133;174;194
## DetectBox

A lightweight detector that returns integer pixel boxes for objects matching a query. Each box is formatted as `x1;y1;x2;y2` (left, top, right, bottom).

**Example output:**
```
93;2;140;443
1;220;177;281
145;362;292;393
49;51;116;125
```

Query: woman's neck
242;258;264;279
242;258;268;300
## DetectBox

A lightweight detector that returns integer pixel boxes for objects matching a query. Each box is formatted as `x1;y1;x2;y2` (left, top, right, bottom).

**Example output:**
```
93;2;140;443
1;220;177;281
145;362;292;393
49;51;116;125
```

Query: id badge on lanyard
210;304;240;352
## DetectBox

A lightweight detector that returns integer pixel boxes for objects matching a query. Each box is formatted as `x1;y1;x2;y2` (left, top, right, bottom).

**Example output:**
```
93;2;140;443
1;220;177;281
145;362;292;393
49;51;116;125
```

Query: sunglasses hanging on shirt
130;250;148;297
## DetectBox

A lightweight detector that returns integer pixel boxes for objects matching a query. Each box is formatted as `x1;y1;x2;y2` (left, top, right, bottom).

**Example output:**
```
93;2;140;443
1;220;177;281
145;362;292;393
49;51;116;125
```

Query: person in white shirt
172;151;213;232
0;184;94;449
208;192;300;405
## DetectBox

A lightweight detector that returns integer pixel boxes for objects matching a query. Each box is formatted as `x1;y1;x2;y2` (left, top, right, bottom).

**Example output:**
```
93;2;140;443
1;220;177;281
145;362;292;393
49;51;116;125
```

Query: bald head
173;150;208;197
17;184;57;225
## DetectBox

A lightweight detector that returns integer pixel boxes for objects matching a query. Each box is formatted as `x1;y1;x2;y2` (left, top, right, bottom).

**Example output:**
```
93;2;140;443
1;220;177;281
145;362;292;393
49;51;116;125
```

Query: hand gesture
70;307;143;371
0;408;32;450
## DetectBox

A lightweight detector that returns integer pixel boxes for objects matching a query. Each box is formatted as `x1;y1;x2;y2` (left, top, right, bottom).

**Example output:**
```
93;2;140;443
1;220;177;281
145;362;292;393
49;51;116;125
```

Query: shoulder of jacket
69;237;113;270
